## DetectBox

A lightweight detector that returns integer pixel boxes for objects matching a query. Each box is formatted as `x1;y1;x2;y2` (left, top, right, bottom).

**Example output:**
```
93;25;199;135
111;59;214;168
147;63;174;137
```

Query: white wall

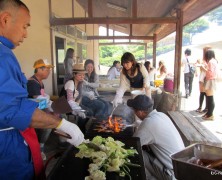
13;0;99;95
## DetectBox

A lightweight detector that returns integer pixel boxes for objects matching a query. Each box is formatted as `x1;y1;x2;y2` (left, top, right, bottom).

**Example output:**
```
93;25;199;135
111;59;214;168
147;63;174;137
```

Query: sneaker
202;115;214;120
41;152;47;161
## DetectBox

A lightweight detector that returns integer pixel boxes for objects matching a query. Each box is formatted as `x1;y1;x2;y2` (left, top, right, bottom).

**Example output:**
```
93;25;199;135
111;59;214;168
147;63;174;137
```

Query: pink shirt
206;58;217;80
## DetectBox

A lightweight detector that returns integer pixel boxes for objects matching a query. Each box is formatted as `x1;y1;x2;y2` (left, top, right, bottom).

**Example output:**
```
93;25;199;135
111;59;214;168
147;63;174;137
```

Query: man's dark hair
0;0;29;12
185;48;191;56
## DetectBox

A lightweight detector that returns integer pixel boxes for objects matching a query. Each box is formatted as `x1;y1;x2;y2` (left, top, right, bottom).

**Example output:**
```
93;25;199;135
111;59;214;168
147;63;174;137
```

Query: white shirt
133;110;185;169
107;67;120;80
115;63;150;99
182;55;196;73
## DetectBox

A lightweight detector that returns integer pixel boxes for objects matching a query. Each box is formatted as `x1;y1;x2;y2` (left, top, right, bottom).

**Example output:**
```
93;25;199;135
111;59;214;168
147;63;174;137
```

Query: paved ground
180;75;222;142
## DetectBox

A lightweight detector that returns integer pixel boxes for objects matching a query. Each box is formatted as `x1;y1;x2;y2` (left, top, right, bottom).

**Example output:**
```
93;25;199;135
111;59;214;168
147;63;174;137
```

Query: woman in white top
107;60;121;80
144;61;156;86
112;52;151;107
63;64;92;133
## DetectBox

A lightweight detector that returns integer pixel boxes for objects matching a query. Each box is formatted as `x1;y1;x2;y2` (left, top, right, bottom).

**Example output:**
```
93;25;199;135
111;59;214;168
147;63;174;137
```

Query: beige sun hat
72;64;87;73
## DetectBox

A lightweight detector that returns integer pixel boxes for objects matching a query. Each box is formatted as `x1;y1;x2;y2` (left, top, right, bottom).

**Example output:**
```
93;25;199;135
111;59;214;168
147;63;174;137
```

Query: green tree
207;6;222;25
183;18;209;44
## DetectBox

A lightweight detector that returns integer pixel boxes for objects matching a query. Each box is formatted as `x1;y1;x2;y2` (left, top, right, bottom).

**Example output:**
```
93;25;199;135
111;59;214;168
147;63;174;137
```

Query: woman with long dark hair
195;46;211;113
112;52;151;107
201;49;217;120
82;59;109;119
63;48;75;84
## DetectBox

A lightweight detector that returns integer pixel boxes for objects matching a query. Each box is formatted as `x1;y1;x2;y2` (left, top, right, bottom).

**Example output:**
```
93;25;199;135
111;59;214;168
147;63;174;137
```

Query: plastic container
164;78;174;92
171;143;222;180
29;98;47;109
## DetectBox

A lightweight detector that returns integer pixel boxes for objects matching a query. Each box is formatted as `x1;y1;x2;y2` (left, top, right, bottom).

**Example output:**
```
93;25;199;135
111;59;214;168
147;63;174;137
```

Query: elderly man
0;1;84;179
127;95;184;180
27;59;54;161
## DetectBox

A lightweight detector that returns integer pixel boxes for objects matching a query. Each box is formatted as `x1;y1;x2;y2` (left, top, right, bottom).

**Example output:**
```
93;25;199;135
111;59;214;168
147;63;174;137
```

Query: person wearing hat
127;95;184;180
0;1;84;179
27;58;55;161
62;63;92;133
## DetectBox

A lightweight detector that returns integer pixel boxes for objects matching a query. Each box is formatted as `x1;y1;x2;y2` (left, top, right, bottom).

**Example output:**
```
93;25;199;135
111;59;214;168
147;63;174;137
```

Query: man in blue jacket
0;1;84;179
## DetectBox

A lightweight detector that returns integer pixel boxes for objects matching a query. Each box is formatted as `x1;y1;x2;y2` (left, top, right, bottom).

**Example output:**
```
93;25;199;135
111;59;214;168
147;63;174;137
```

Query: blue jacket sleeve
0;52;38;130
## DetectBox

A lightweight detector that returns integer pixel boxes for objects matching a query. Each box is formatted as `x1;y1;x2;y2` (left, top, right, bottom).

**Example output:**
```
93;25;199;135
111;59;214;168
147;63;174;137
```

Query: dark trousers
184;72;194;95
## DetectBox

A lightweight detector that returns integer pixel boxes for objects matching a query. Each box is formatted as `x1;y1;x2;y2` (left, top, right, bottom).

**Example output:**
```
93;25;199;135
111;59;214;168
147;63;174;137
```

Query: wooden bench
167;111;222;147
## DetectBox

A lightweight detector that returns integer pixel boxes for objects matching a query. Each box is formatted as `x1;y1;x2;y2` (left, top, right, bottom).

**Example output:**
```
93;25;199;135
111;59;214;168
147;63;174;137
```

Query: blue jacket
0;36;38;179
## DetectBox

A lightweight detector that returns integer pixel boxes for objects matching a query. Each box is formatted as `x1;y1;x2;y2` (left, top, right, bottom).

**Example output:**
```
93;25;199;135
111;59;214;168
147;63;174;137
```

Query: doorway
55;36;65;94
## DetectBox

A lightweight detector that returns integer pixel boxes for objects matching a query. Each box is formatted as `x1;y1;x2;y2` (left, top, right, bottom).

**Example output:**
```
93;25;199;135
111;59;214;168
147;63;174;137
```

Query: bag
59;86;67;98
190;66;196;74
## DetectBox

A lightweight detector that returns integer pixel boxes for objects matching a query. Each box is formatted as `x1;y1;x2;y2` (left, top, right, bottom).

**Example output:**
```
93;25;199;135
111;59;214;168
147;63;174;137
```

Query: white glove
56;118;84;146
72;110;86;119
112;97;122;108
77;111;86;119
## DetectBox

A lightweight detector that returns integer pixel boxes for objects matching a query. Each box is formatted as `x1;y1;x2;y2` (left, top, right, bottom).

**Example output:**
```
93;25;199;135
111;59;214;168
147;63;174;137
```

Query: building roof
70;0;222;41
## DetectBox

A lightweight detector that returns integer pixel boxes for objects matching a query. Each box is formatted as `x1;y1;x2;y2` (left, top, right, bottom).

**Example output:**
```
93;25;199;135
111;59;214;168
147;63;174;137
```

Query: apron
20;128;46;180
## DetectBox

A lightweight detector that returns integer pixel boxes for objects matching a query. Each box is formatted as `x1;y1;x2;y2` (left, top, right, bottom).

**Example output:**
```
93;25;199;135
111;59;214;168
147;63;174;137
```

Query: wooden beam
132;0;137;18
87;35;153;40
153;34;157;68
72;0;74;18
130;24;132;36
88;0;93;18
99;42;147;46
50;17;178;26
174;9;183;94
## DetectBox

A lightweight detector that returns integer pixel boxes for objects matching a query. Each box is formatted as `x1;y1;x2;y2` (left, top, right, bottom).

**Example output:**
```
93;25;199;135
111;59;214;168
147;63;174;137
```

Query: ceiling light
107;2;127;12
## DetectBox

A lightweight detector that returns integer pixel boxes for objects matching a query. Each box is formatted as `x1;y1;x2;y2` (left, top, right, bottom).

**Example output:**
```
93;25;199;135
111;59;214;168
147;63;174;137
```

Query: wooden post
174;9;183;94
145;43;147;61
153;33;157;68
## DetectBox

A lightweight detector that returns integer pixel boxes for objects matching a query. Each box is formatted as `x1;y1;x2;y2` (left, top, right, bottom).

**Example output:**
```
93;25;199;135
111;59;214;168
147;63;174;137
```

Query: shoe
202;115;214;120
202;109;208;113
41;152;47;161
195;108;202;113
202;114;207;118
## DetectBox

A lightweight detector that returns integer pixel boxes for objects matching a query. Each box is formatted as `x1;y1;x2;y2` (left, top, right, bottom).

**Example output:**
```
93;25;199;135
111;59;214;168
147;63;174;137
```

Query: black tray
47;137;146;180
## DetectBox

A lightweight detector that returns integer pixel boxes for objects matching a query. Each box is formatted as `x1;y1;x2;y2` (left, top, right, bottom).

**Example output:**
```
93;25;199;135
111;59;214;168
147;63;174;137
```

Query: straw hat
33;59;54;69
72;64;86;73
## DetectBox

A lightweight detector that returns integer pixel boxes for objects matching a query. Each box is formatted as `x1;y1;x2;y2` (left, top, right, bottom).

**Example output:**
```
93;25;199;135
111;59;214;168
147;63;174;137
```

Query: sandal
195;108;202;113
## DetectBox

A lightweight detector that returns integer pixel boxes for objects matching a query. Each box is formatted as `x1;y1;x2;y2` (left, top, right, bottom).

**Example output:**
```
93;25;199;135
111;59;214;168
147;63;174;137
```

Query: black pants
184;72;194;95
